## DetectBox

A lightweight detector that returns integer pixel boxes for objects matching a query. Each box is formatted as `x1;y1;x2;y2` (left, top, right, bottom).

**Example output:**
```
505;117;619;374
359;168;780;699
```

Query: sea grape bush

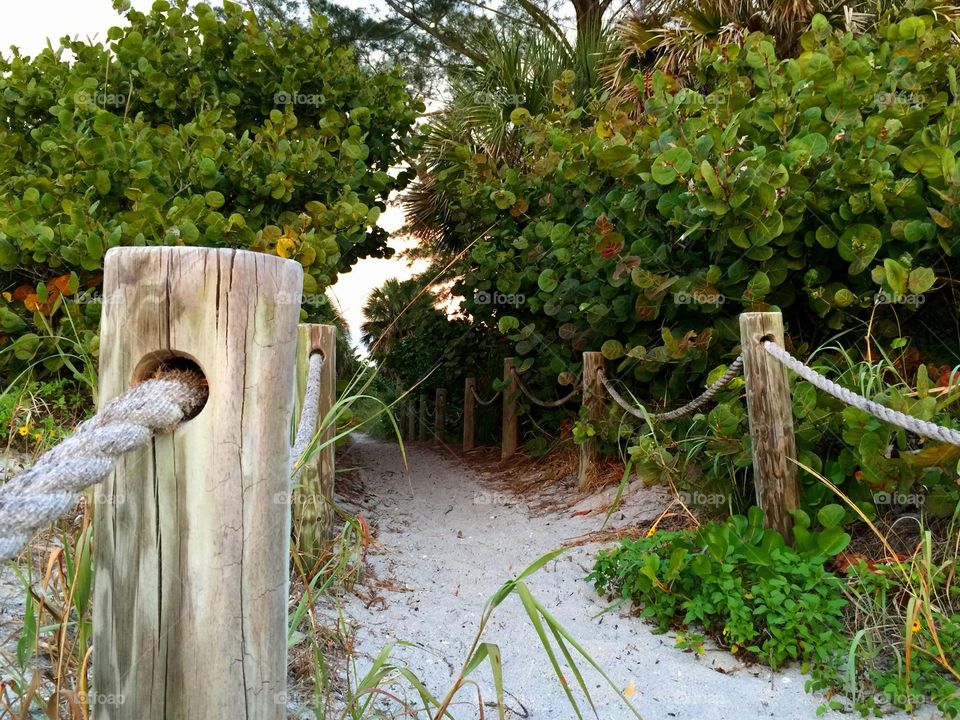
587;507;850;670
427;6;960;506
0;0;422;379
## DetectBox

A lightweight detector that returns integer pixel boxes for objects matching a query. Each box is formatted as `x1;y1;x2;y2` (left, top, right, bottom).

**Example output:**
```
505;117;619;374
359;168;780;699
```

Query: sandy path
316;436;920;720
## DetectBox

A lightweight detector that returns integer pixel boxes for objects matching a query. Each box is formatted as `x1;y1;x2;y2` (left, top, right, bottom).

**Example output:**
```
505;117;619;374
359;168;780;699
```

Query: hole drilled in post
132;350;209;420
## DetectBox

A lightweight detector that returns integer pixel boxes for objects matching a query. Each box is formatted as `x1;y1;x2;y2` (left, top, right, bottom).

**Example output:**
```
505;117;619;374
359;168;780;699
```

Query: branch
382;0;490;65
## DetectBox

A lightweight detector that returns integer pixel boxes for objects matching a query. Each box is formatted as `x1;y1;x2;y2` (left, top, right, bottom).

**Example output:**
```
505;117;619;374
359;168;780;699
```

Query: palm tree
360;278;439;355
403;6;625;253
602;0;960;98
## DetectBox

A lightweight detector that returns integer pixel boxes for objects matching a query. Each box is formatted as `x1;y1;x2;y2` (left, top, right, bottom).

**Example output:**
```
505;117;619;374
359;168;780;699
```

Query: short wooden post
93;247;301;718
501;358;518;461
579;351;606;490
463;377;476;452
434;388;447;442
292;323;336;568
739;311;800;542
418;393;428;441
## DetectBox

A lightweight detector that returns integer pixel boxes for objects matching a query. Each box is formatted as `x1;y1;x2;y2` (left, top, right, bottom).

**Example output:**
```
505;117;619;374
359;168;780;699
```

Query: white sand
314;436;935;720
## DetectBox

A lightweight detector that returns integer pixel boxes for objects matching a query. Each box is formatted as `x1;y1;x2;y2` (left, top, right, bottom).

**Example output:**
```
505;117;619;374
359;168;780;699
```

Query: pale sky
0;0;429;352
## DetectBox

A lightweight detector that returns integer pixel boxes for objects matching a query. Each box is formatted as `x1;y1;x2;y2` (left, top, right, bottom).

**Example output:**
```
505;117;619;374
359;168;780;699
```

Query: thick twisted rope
509;368;579;408
0;371;208;563
291;352;325;483
470;387;501;406
762;340;960;446
598;357;744;422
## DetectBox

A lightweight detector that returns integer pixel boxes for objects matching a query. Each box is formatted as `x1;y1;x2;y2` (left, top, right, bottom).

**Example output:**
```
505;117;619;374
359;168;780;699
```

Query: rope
761;340;960;446
470;387;501;406
291;352;325;483
509;368;579;408
0;371;208;563
598;357;744;422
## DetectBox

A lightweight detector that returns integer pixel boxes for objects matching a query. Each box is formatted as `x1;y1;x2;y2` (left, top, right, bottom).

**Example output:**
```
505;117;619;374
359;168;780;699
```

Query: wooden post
579;352;606;490
93;247;301;719
434;388;447;442
463;377;476;452
501;358;518;461
292;324;336;568
418;393;428;441
405;400;416;441
739;311;800;542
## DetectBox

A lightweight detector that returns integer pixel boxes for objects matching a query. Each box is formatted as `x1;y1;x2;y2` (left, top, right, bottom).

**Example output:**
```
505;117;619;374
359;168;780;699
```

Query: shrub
419;6;960;506
0;0;422;381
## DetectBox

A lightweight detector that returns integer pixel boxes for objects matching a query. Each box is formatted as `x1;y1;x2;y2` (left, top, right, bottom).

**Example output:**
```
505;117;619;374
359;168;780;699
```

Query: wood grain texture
292;324;336;566
93;247;302;719
463;378;476;452
739;311;800;542
501;358;518;461
434;388;447;443
578;352;606;490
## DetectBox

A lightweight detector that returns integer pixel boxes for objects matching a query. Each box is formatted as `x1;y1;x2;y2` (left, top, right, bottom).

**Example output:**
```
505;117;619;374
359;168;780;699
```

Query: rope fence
0;370;208;563
597;356;744;422
7;265;960;707
762;340;960;447
509;367;579;408
291;352;326;482
470;387;501;406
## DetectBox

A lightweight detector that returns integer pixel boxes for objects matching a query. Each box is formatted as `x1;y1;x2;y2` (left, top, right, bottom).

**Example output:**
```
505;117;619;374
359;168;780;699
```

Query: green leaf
817;504;845;529
837;224;882;274
908;267;935;294
883;258;908;295
498;316;519;333
651;147;693;185
538;269;558;292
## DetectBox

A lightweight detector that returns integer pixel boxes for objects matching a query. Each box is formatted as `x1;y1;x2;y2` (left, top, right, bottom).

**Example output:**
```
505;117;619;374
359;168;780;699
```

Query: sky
0;0;429;353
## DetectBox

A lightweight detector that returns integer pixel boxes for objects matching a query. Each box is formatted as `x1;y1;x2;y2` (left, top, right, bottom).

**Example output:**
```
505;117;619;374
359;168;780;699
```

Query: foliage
0;0;421;382
360;277;440;355
602;0;960;93
416;7;960;506
0;377;90;452
249;0;623;101
588;506;850;669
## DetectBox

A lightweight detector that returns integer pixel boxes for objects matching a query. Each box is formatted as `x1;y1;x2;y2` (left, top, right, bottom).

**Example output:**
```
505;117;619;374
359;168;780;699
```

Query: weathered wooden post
739;311;800;542
463;377;476;452
405;399;416;441
292;323;336;567
501;358;518;461
434;388;447;442
419;393;428;441
94;247;301;719
579;351;606;490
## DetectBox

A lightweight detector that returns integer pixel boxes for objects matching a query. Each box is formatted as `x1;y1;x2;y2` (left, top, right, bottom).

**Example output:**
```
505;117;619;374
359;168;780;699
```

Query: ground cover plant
589;502;960;716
